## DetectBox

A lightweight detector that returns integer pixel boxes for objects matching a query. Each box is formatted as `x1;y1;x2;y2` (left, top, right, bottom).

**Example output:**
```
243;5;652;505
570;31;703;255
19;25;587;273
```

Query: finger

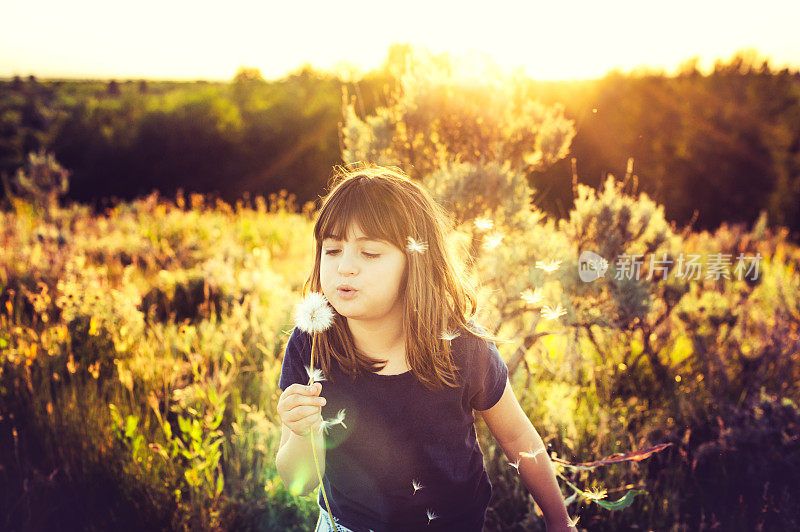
295;412;324;435
284;405;324;424
283;389;325;410
285;383;318;397
301;382;322;395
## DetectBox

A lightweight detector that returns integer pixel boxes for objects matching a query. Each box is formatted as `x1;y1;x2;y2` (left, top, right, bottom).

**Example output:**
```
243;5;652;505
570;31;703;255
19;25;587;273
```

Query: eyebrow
324;235;382;242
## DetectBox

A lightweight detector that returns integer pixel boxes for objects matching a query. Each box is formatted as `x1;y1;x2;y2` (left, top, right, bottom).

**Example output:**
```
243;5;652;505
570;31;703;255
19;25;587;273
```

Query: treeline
1;46;799;237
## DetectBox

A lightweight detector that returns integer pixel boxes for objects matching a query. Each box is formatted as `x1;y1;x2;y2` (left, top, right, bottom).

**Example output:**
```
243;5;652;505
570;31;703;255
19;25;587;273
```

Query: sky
1;0;799;82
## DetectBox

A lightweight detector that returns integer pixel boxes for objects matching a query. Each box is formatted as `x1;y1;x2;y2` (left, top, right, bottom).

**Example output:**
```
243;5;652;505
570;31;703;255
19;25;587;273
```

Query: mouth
336;286;358;298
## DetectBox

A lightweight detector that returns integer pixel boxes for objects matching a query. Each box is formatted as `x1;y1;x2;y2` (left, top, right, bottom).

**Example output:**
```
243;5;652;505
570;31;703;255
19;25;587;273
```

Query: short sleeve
278;326;312;391
468;329;509;411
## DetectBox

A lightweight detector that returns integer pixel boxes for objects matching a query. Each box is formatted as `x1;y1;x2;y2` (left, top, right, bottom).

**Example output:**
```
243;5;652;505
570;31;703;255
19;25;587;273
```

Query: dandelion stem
309;334;337;531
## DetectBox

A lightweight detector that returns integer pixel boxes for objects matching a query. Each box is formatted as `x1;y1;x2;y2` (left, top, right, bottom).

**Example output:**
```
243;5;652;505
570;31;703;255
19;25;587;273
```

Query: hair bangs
316;176;408;251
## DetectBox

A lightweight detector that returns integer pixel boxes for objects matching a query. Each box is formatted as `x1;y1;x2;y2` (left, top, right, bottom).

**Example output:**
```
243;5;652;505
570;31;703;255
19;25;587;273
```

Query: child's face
320;222;407;326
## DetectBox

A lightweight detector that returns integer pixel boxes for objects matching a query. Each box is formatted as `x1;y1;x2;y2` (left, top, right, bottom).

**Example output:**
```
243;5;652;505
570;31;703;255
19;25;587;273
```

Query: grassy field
1;178;798;531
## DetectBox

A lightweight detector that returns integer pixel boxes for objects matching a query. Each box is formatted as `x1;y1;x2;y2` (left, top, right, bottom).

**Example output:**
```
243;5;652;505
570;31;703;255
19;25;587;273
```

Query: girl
276;164;577;532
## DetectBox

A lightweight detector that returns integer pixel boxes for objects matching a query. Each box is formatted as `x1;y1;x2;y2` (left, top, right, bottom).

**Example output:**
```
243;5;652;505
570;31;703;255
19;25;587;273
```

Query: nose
337;248;359;276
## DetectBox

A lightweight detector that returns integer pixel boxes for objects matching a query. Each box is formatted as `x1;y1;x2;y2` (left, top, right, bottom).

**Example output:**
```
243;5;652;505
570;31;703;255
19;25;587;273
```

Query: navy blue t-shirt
278;322;509;532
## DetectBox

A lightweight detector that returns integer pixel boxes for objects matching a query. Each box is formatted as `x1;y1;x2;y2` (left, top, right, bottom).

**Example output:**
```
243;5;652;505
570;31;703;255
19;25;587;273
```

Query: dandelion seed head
406;236;428;255
305;365;327;384
520;287;544;307
584;487;607;501
320;408;347;434
439;329;460;341
535;259;563;273
482;232;504;250
473;217;493;231
412;479;424;494
426;509;438;524
520;447;546;463
294;292;335;334
541;303;567;321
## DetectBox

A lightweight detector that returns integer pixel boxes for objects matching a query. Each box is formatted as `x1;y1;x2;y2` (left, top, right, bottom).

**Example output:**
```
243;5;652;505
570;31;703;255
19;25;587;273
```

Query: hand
277;382;326;437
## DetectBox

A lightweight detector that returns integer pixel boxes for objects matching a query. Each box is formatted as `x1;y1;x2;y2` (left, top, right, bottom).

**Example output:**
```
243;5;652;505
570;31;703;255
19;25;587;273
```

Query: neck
346;314;406;361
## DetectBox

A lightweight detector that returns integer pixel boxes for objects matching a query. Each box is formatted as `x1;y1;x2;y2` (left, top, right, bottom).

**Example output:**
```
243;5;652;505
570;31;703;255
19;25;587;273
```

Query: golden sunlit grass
1;169;799;529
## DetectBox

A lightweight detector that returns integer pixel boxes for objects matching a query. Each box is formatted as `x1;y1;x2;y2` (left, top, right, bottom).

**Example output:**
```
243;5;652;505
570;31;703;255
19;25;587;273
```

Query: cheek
319;257;332;276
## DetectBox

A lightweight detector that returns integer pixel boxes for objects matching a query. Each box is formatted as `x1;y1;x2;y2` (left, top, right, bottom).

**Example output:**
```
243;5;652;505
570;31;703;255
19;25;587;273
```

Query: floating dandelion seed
305;365;327;384
482;232;504;250
320;409;347;434
294;292;335;335
541;303;567;320
535;259;563;273
520;287;544;306
508;458;521;473
584;487;608;501
426;509;439;525
406;236;428;254
439;329;460;341
473;217;493;231
520;447;546;463
412;479;424;494
566;514;580;528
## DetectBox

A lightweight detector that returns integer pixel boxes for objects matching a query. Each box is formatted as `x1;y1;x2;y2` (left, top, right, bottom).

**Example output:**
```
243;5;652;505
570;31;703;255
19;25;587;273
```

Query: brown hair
302;162;508;391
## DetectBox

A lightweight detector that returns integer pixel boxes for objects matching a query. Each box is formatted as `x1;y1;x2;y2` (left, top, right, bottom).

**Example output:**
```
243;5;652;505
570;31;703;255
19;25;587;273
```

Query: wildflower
508;458;521;473
320;409;347;434
412;479;424;494
520;287;544;306
482;232;503;250
535;259;563;273
305;365;327;384
541;303;567;320
439;329;460;341
519;447;546;463
566;514;580;528
426;509;439;525
294;292;335;335
406;236;428;254
473;217;493;231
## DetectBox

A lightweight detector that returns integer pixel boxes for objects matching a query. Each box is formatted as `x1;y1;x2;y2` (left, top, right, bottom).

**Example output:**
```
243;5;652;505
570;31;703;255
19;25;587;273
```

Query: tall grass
1;179;799;530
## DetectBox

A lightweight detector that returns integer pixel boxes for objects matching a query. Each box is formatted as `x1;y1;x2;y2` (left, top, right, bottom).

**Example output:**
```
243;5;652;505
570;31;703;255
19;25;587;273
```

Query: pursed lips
337;285;358;299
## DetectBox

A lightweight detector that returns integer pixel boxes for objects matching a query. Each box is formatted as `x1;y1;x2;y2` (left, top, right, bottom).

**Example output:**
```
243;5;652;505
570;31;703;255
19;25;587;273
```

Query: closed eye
323;250;380;259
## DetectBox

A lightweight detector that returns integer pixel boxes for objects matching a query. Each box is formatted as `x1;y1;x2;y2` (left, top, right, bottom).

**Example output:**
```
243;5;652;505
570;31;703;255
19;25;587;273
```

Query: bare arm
478;379;578;532
275;382;326;497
